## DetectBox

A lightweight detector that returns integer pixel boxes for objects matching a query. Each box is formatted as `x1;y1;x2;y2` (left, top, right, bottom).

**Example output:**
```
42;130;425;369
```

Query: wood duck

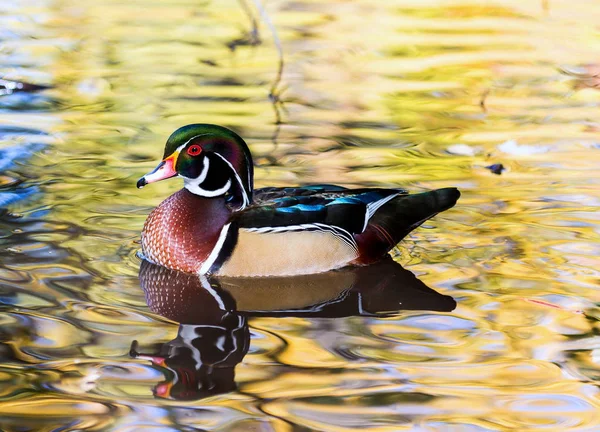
137;124;460;277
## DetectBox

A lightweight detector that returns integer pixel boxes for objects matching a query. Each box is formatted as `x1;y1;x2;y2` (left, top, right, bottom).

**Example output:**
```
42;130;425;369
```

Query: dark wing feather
252;184;348;205
235;185;406;234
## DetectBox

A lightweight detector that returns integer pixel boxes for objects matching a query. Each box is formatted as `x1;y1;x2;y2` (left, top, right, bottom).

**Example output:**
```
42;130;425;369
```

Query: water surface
1;0;600;430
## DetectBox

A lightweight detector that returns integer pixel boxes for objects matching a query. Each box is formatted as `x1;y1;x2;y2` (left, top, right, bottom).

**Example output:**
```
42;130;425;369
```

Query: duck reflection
131;258;456;400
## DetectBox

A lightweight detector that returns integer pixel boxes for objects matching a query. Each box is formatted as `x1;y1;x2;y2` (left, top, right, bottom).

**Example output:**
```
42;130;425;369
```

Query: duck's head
137;124;253;209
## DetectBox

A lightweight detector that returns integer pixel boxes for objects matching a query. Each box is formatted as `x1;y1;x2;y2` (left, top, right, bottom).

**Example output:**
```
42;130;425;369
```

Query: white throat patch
183;156;233;197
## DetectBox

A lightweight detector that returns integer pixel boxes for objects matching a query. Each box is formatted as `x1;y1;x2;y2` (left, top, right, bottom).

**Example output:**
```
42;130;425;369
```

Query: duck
137;124;460;277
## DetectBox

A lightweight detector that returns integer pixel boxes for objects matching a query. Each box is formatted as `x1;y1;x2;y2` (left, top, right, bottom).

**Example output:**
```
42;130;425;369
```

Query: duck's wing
238;186;408;235
252;184;348;204
242;186;461;262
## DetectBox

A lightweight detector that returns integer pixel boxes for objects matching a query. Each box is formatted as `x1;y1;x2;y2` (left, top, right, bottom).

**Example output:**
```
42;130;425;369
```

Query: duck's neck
141;189;232;273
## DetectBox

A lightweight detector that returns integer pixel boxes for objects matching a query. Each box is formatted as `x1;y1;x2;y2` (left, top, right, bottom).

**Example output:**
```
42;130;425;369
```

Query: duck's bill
137;154;178;188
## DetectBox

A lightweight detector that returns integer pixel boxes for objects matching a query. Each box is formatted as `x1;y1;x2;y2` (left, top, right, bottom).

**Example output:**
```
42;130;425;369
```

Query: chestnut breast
141;189;232;273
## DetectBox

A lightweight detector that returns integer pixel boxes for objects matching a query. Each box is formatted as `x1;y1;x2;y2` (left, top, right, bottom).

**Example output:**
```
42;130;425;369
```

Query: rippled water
1;0;600;430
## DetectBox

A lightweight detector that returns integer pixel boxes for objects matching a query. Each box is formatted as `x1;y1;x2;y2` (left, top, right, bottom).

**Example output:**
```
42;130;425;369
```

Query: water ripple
1;0;600;430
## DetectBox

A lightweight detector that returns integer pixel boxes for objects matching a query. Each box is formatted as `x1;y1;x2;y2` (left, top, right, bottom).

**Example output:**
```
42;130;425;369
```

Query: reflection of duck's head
131;315;247;400
133;257;456;400
132;263;249;400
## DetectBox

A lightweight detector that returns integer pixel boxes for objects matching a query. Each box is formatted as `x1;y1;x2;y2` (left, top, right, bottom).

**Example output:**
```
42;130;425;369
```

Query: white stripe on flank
244;222;358;253
199;223;231;274
314;222;358;252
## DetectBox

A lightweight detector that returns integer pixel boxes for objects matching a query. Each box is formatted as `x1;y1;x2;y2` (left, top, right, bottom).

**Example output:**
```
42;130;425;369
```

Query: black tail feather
381;187;460;242
355;187;460;262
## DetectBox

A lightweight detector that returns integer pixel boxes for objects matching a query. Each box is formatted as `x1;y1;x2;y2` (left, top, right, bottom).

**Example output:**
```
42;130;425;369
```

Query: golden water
1;0;600;430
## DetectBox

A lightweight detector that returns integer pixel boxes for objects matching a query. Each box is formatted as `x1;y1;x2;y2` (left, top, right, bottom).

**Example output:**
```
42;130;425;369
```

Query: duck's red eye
187;144;202;156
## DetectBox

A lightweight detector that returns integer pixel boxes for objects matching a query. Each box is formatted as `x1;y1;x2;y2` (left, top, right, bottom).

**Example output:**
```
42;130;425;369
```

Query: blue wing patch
237;186;405;235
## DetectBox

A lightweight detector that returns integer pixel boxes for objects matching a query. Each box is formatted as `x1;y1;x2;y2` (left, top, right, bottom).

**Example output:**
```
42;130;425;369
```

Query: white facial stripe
182;155;231;197
213;153;250;208
184;177;232;197
179;157;208;187
167;142;189;169
204;179;232;196
167;134;207;165
199;223;231;275
177;133;210;152
178;144;248;207
195;156;210;184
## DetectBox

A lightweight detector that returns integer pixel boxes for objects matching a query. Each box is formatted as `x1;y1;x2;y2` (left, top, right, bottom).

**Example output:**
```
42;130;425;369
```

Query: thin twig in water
235;0;260;47
251;0;284;100
246;0;286;146
479;88;490;113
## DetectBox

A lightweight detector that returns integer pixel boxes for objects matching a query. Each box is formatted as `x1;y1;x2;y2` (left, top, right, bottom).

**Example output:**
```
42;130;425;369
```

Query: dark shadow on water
131;258;456;400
